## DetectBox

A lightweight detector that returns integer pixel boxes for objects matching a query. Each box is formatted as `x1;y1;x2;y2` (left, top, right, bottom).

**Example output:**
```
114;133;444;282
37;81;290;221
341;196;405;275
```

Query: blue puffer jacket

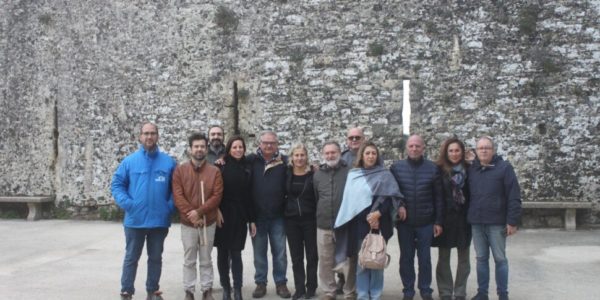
111;146;177;228
467;155;521;226
390;158;443;226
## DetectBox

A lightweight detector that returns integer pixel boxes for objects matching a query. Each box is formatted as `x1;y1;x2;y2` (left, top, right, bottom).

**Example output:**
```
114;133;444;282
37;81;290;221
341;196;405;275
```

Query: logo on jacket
155;175;166;182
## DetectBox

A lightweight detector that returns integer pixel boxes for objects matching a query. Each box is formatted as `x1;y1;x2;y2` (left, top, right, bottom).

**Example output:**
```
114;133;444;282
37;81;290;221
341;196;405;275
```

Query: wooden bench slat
522;201;592;209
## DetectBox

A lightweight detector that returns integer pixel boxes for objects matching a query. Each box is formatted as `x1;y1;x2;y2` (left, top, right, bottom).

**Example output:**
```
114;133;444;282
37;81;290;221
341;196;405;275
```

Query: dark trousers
217;247;243;289
285;216;318;293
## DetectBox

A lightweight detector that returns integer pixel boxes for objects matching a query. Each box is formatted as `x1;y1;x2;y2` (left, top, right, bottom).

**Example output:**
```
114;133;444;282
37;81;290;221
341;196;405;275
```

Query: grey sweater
313;161;350;230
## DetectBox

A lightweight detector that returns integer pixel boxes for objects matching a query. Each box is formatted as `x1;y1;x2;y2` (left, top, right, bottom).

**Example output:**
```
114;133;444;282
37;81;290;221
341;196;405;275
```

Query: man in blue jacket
111;122;177;300
390;135;443;300
468;136;521;300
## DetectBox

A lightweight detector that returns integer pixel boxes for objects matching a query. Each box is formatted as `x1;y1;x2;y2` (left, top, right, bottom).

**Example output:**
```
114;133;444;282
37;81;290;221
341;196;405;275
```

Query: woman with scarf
214;136;256;300
432;137;471;300
334;141;404;300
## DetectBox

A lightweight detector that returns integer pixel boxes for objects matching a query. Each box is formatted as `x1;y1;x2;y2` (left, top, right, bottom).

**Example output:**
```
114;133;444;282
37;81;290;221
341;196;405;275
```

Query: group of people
111;122;522;300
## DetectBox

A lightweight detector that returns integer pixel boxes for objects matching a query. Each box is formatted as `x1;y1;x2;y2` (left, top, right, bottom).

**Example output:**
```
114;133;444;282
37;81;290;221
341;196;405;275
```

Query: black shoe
498;294;509;300
292;291;305;300
441;296;452;300
222;288;231;300
234;288;243;300
253;284;267;298
120;292;133;300
455;297;466;300
420;294;433;300
185;291;196;300
304;289;316;299
401;296;413;300
471;293;489;300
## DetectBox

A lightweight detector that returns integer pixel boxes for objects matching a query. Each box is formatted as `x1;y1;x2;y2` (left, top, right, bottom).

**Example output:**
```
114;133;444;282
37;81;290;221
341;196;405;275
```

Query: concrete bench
522;201;592;230
0;196;55;221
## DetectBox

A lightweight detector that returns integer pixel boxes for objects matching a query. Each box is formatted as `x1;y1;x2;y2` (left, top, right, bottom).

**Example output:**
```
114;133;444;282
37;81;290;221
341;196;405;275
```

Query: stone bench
522;201;592;230
0;196;55;221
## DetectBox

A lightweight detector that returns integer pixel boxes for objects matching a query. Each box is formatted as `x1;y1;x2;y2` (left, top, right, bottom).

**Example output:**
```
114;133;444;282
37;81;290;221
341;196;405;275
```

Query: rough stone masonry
0;1;598;224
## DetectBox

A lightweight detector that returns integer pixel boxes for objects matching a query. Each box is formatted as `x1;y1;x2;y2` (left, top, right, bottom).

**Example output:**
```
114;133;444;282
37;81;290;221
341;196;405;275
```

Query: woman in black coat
284;143;318;300
432;137;471;300
214;136;256;300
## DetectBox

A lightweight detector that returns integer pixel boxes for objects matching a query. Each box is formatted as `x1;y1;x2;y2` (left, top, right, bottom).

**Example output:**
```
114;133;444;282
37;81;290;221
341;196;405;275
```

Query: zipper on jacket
296;175;309;217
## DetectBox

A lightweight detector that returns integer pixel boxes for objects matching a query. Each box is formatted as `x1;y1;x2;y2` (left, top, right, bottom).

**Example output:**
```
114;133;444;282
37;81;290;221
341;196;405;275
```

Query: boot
222;287;232;300
234;287;243;300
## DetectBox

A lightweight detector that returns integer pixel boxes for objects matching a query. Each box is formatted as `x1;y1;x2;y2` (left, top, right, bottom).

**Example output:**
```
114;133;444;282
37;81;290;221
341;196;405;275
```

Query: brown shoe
203;289;215;300
185;290;195;300
276;284;291;299
252;284;267;298
320;295;336;300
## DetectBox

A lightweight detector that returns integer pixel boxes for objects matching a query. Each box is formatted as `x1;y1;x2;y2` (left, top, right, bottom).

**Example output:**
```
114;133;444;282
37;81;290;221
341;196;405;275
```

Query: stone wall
1;1;598;224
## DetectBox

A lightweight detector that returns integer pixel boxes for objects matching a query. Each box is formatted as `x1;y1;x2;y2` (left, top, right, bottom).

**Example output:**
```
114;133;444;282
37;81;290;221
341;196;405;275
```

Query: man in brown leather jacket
173;132;224;300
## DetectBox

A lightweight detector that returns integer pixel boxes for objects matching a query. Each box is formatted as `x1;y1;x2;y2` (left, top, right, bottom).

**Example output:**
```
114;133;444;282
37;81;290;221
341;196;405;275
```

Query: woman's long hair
224;135;246;160
435;137;467;175
355;140;381;168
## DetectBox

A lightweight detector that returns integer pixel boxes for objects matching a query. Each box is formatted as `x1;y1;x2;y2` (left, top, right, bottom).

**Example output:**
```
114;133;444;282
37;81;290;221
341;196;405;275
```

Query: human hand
249;222;257;238
214;158;226;166
434;224;443;237
187;210;200;224
216;209;224;228
397;207;407;221
506;224;518;236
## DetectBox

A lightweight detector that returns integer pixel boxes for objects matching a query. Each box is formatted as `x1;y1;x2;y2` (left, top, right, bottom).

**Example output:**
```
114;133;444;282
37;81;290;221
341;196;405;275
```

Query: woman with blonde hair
284;143;318;299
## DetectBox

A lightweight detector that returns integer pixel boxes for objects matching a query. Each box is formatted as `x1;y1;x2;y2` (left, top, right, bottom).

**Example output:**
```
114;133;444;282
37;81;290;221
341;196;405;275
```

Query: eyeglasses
347;136;362;141
141;132;158;136
476;146;493;151
261;141;277;146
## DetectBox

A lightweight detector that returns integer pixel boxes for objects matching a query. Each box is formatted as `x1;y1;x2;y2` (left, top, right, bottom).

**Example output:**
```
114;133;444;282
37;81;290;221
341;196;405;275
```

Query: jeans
396;223;434;297
436;246;470;298
181;224;216;293
471;224;508;296
121;227;169;295
217;247;243;289
356;263;384;300
285;216;318;293
252;217;288;285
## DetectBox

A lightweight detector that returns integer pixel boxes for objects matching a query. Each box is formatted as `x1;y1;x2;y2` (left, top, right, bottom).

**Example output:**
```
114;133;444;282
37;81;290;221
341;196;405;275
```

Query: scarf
450;164;466;205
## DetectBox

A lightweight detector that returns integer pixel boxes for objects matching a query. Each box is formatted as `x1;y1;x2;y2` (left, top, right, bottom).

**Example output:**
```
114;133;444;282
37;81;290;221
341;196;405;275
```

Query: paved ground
1;220;599;300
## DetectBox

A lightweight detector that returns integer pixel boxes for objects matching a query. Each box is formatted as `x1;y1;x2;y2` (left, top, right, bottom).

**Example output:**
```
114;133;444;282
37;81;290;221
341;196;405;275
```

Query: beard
191;153;206;162
210;139;223;148
325;157;340;167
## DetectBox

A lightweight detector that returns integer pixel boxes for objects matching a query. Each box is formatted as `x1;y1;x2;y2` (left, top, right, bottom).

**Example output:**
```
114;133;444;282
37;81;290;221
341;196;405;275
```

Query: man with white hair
312;141;356;300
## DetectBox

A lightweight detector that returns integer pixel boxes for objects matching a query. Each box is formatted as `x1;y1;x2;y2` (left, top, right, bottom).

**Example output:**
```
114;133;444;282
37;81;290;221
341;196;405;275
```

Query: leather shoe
252;284;267;298
276;284;291;299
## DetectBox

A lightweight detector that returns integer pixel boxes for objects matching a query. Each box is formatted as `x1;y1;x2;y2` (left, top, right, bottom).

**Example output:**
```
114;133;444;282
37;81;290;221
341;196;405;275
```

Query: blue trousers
121;227;168;295
252;217;288;285
471;224;509;296
396;223;434;297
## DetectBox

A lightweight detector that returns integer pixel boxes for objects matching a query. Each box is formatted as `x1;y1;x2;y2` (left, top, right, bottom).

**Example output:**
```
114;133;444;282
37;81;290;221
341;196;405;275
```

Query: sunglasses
347;136;362;141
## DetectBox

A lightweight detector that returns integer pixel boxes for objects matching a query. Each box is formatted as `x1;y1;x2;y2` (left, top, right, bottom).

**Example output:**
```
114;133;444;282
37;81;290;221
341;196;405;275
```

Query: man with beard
173;132;224;300
207;125;226;164
313;141;355;300
112;122;177;300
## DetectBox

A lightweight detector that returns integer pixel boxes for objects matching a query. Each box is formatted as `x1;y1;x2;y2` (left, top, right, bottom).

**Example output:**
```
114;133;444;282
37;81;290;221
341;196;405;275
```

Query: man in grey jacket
313;141;355;300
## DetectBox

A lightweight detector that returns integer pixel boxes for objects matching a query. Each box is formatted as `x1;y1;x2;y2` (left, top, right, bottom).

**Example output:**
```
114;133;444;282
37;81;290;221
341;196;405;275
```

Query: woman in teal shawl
334;141;404;300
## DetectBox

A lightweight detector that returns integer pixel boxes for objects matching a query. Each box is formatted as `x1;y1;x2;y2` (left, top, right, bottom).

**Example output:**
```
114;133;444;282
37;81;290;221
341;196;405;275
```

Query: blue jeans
121;227;169;294
252;217;288;285
356;263;384;300
471;224;508;296
396;223;434;297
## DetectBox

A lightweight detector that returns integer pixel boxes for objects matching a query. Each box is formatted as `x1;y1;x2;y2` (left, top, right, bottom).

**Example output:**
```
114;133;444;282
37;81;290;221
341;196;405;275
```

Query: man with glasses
341;127;364;167
248;131;291;299
468;136;521;300
207;125;226;164
111;122;177;300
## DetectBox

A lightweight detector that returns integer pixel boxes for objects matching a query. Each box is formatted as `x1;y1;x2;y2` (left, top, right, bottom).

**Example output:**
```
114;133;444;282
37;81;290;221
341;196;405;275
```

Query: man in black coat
390;135;443;300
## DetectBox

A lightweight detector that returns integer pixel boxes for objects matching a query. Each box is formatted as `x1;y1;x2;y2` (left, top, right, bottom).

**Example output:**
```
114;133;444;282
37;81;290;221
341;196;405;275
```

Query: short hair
321;140;341;152
188;132;208;148
139;122;158;135
435;137;467;175
477;135;496;151
355;140;381;168
258;130;278;142
224;135;246;159
208;125;224;135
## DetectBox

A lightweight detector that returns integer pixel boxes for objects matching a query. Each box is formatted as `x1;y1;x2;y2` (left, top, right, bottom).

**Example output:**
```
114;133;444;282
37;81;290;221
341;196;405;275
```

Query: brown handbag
358;230;390;270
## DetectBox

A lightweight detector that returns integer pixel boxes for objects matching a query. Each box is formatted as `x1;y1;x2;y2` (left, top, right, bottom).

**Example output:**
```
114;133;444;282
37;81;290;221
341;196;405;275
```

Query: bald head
406;134;425;160
346;127;364;152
